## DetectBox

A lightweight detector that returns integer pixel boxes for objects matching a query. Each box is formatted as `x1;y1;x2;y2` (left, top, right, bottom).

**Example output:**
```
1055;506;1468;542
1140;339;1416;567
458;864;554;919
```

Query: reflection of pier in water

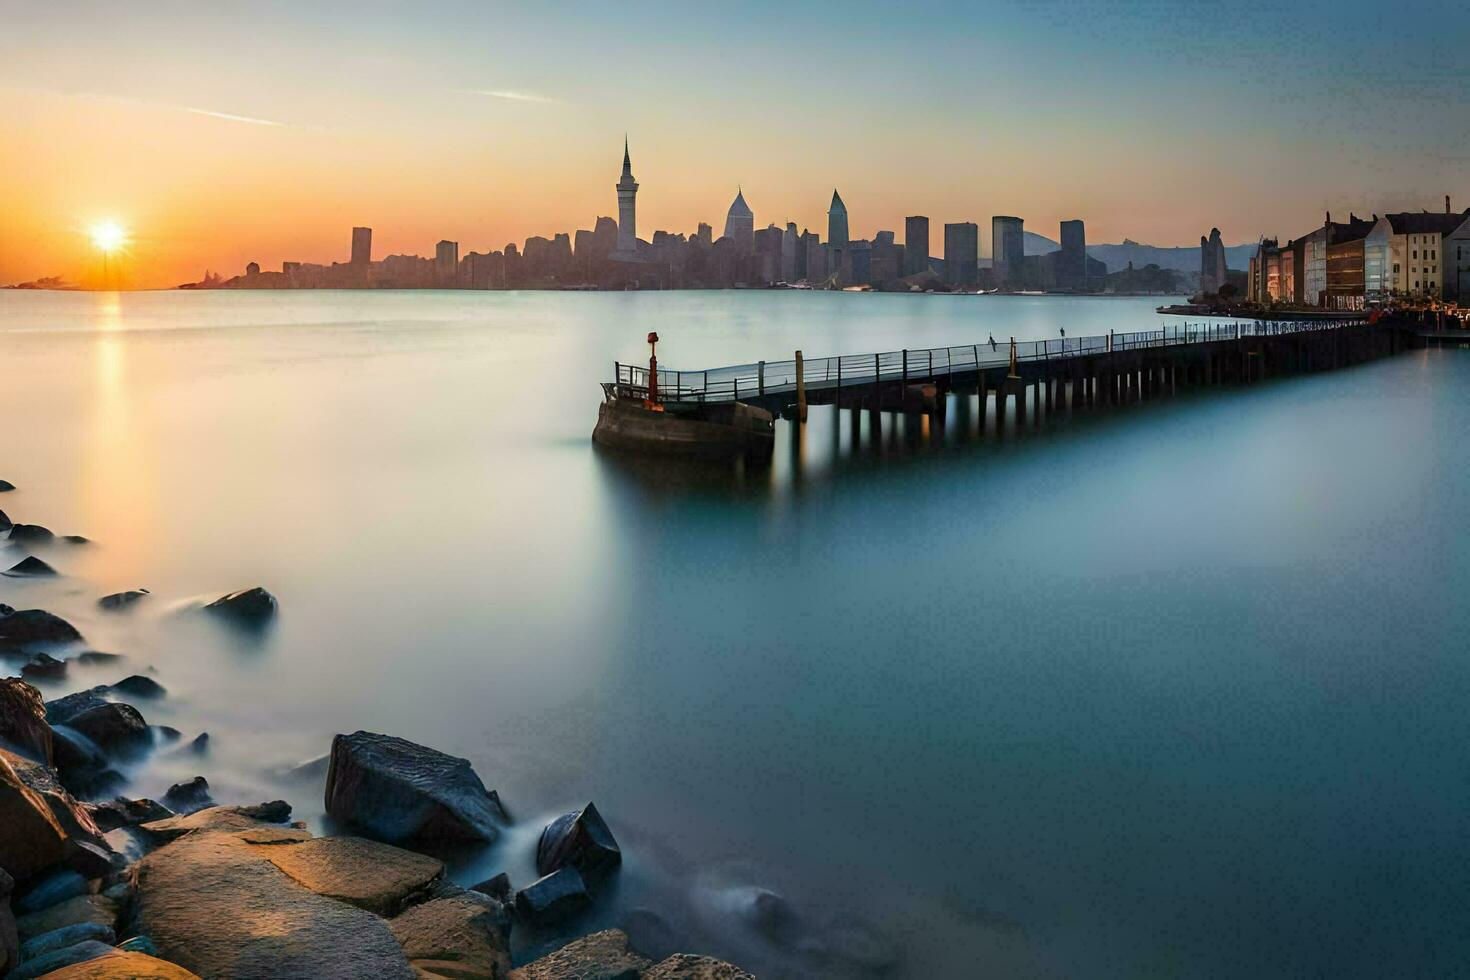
603;319;1411;489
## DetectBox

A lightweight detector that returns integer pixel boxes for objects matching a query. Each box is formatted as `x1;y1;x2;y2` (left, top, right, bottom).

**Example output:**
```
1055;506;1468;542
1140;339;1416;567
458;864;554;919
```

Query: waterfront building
804;232;828;283
435;240;459;284
351;226;372;266
905;216;929;275
828;190;849;249
724;189;754;255
992;216;1024;286
1058;220;1088;291
696;222;713;246
1324;216;1374;310
1199;228;1227;295
1447;212;1470;301
944;222;978;287
753;224;784;284
1300;221;1328;306
612;139;639;260
782;222;799;283
1364;203;1467;300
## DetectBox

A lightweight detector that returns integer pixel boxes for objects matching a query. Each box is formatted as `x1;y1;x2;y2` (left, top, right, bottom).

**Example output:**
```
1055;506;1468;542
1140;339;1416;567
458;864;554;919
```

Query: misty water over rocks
3;289;1469;977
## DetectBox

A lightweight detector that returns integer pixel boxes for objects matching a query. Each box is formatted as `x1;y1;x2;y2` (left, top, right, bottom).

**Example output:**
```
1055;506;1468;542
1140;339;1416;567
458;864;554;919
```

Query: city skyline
3;0;1468;287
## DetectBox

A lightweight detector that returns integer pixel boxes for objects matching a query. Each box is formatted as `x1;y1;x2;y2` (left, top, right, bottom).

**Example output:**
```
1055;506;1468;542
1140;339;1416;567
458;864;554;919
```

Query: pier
607;319;1409;435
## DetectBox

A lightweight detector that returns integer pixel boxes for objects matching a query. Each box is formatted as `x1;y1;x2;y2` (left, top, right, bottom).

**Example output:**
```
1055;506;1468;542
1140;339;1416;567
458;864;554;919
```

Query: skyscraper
351;227;372;266
724;189;754;255
828;190;849;248
612;138;639;259
992;216;1025;286
1058;219;1087;291
905;216;929;275
944;222;978;287
435;240;458;283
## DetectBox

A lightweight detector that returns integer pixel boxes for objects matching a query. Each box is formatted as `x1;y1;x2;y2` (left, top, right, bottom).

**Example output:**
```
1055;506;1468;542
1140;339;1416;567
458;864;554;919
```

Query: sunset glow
89;220;129;254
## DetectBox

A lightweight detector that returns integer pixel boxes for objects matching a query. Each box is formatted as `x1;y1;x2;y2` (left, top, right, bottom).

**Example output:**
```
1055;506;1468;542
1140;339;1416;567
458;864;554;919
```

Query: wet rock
45;690;109;727
622;907;680;961
536;801;622;879
6;938;114;979
277;752;328;783
5;555;59;577
18;921;115;962
0;481;13;491
470;872;512;902
388;889;512;979
132;828;416;979
98;589;150;612
162;777;214;815
185;733;209;755
0;610;84;651
116;935;157;955
50;725;118;797
13;893;118;943
507;928;649;980
63;840;117;879
202;586;278;628
72;651;122;667
152;725;181;744
324;731;506;846
85;796;173;832
21;652;67;681
66;701;150;757
109;675;165;699
643;954;756;979
138;801;293;843
514;867;591;926
0;509;10;531
2;868;17;976
62;535;90;546
30;949;201;979
0;603;13;617
0;748;73;879
0;677;53;764
16;869;90;914
258;836;443;916
7;524;55;547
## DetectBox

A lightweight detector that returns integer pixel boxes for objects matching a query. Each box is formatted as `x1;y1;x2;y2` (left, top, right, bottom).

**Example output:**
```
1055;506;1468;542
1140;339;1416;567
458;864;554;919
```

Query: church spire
622;135;632;177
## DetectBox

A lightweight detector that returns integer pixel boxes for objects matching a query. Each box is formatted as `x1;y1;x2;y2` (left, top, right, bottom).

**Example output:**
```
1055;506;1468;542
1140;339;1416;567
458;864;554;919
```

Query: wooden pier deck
607;319;1406;426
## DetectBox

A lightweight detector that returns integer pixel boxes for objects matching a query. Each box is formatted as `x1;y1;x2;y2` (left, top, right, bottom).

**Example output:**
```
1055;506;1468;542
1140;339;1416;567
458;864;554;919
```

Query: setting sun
89;220;129;253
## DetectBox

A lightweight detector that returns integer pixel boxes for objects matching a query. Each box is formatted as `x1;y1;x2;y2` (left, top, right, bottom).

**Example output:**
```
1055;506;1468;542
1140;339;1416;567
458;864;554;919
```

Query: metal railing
609;319;1367;404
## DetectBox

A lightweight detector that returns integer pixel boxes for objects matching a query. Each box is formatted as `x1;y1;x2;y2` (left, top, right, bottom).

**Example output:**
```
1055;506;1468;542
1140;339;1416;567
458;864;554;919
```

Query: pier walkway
608;319;1401;424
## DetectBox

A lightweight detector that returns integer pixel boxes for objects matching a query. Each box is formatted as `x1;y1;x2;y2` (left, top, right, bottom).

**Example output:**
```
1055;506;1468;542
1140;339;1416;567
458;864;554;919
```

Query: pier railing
611;319;1366;404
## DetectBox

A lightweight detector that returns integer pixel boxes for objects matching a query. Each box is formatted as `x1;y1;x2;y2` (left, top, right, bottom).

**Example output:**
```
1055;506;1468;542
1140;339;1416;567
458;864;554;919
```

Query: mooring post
758;360;765;397
902;349;908;386
614;360;621;396
873;352;881;410
795;350;807;423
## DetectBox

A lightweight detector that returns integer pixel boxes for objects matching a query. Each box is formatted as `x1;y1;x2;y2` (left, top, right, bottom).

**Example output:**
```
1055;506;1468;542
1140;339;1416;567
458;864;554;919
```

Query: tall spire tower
613;136;639;259
827;190;849;248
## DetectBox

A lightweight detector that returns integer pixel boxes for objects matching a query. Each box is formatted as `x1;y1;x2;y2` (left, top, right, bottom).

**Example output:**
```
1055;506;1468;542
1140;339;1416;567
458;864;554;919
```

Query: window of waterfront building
1412;250;1418;259
1394;263;1400;274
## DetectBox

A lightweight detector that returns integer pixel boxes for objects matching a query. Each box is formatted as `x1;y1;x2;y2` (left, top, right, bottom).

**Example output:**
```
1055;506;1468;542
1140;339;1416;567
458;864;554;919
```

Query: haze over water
2;290;1467;978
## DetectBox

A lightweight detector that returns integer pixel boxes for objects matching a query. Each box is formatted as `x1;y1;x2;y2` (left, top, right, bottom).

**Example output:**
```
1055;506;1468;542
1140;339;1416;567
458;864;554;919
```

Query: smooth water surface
2;290;1467;978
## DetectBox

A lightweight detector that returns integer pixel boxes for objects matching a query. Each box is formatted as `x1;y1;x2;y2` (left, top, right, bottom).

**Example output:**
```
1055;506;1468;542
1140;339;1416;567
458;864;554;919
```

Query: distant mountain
1023;232;1254;273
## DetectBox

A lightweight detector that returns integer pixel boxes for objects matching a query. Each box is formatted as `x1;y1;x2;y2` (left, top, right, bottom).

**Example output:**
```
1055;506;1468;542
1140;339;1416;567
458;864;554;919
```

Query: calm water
2;290;1468;978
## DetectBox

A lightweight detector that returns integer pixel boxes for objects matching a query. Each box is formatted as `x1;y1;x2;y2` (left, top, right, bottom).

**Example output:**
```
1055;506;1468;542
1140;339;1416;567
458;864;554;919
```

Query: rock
86;797;173;832
63;840;116;879
536;801;622;879
13;894;118;943
71;652;121;667
0;604;13;617
132;828;416;979
202;587;277;628
5;555;59;577
643;954;756;979
185;733;209;755
469;872;512;902
0;480;12;491
162;777;213;815
621;907;680;962
62;535;90;546
514;868;591;926
50;725;120;797
44;690;110;727
2;868;17;976
23;949;200;979
733;887;798;947
138;801;293;843
257;836;443;916
0;749;72;879
108;675;165;699
0;610;83;651
0;509;10;531
65;702;150;757
7;524;55;547
21;652;68;681
16;870;90;914
507;928;649;980
0;677;53;764
5;938;114;979
18;921;115;961
387;890;511;979
97;590;150;612
324;731;506;846
152;725;181;743
116;935;157;955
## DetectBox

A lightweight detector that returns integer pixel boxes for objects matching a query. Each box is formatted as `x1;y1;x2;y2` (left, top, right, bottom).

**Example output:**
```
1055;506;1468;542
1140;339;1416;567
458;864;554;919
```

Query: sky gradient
2;0;1467;288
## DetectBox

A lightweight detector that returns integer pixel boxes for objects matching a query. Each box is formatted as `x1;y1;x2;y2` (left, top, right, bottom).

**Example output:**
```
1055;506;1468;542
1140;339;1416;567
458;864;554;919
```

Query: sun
89;220;129;254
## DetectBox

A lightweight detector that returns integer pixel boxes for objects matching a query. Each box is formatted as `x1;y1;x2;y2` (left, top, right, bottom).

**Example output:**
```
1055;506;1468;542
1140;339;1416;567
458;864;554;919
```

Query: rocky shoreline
1;479;752;979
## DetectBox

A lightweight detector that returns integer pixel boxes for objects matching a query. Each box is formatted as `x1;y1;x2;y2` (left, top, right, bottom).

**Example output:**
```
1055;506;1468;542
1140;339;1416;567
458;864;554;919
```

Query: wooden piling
795;350;807;422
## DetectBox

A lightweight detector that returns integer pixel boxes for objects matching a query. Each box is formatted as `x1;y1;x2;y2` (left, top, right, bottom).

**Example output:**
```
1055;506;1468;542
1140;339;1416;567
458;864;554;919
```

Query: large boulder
203;587;278;628
17;921;115;961
15;869;89;914
97;590;150;612
13;893;119;943
109;675;166;700
514;868;590;926
50;725;122;799
536;802;622;879
0;480;14;491
132;829;417;979
4;938;113;979
258;836;443;916
0;677;53;764
162;777;214;815
0;747;107;879
139;801;294;844
507;929;649;980
5;556;58;577
22;949;200;979
324;732;506;846
20;652;67;681
387;890;511;979
643;954;756;979
0;610;83;651
84;796;172;832
65;702;150;757
7;524;55;547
